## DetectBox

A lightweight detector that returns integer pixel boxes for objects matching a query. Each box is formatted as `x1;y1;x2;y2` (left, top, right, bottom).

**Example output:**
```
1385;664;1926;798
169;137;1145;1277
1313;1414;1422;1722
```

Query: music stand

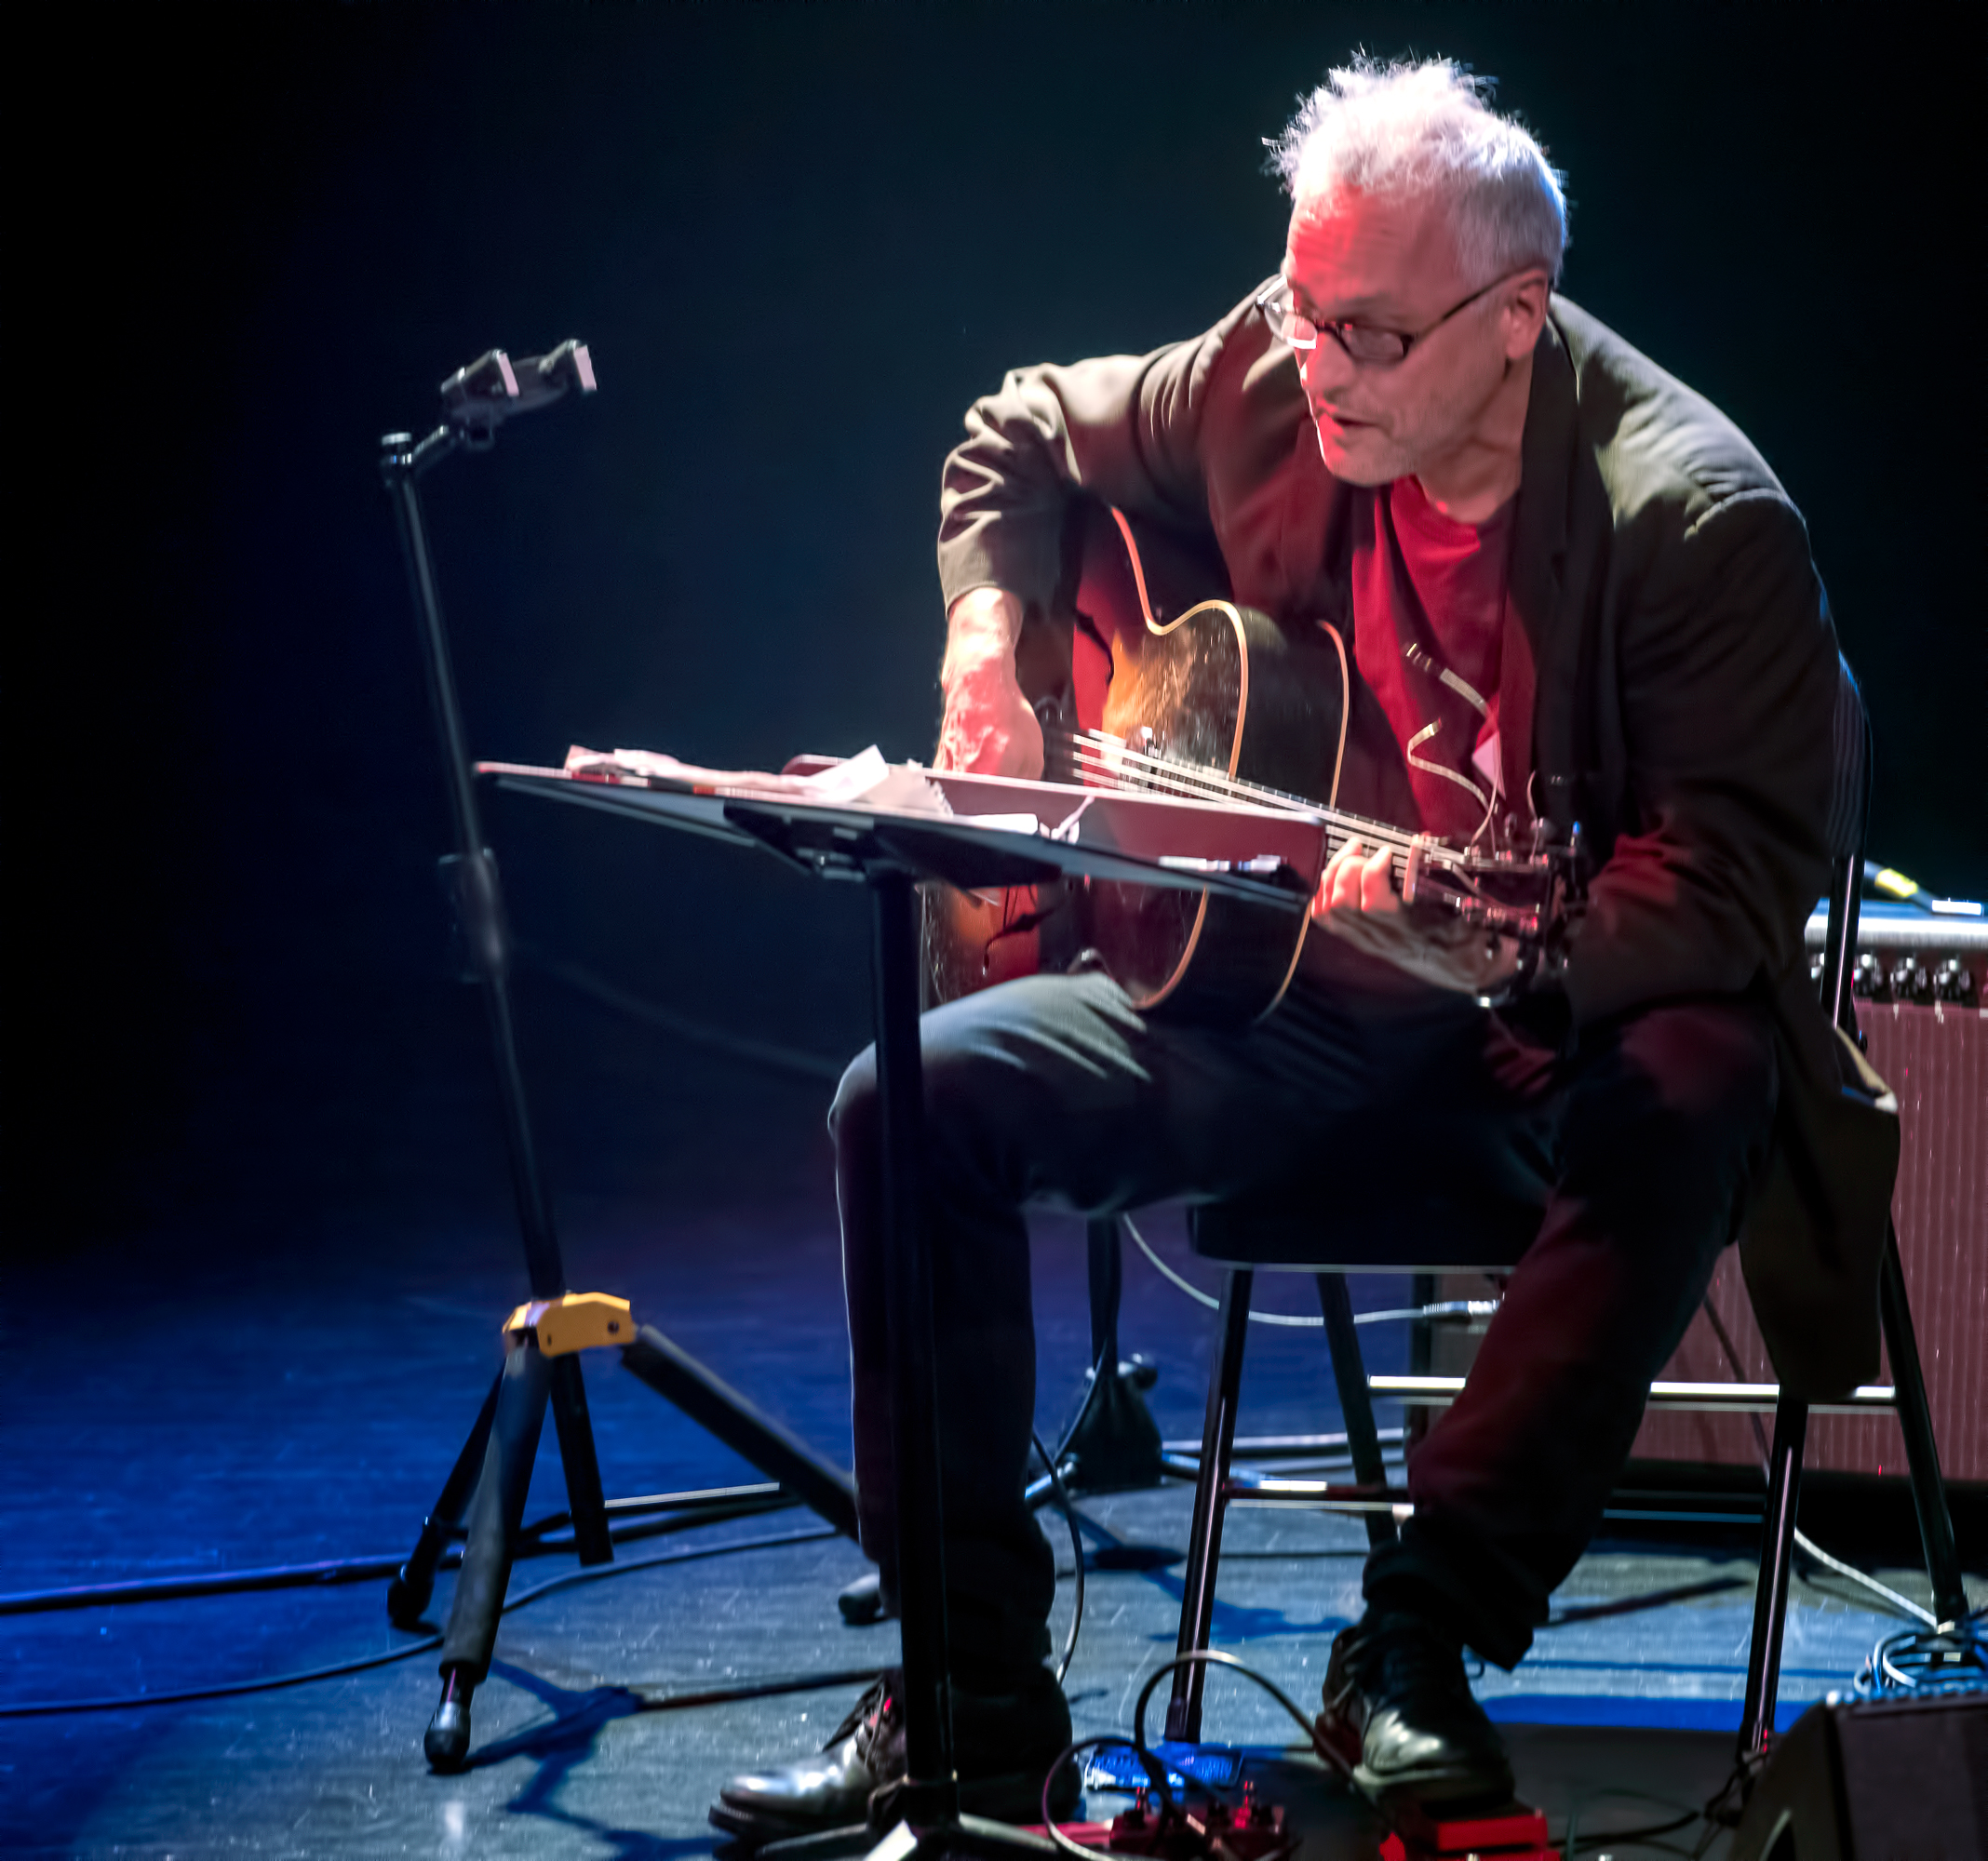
490;762;1322;1852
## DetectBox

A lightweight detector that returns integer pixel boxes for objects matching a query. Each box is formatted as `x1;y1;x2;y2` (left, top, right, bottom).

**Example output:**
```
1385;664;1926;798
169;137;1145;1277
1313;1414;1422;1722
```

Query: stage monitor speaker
1729;1691;1986;1860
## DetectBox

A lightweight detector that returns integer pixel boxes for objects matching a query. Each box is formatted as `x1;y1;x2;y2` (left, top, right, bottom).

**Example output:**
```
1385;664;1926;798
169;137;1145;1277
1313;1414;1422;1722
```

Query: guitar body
1088;592;1348;1022
923;502;1350;1024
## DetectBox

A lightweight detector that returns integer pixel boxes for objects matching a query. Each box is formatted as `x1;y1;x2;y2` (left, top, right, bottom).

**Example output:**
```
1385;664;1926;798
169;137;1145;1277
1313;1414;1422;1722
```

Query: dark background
15;1;1985;1252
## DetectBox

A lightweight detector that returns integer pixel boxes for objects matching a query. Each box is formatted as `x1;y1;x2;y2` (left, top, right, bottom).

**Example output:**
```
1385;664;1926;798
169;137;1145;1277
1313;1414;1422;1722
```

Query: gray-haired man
716;55;1876;1834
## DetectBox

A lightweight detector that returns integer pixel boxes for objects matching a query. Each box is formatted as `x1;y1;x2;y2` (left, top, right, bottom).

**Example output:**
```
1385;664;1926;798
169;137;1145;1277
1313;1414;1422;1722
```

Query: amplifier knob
1888;956;1931;1004
1854;951;1889;1000
1933;957;1978;1005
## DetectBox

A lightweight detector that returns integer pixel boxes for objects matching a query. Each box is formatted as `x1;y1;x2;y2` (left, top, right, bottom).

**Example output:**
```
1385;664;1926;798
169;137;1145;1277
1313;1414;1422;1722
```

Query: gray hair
1267;57;1568;285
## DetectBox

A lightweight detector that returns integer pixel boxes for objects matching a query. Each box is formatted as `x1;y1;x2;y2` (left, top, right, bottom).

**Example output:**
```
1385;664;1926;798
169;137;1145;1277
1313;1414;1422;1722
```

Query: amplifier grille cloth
1634;1002;1986;1480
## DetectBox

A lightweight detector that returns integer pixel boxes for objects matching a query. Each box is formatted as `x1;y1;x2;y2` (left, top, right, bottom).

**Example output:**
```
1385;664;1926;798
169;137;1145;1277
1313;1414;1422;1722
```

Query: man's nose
1299;337;1356;402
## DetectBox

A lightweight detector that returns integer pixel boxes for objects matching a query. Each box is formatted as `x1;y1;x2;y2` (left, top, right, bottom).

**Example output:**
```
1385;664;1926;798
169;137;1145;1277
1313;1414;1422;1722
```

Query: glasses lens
1261;298;1317;350
1341;326;1412;366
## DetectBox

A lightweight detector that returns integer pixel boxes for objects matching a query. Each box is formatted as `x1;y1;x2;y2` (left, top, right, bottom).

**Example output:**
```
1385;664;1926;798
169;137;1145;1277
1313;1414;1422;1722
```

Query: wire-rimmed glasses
1256;272;1522;368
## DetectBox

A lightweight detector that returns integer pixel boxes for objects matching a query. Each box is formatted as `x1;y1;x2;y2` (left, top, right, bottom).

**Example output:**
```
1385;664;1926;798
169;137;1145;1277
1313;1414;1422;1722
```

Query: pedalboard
1046;1786;1296;1861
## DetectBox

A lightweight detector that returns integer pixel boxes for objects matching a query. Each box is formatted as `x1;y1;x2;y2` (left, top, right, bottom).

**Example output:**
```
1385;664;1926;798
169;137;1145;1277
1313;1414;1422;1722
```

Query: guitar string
1063;728;1399;823
1063;743;1418;877
1063;730;1409;836
1067;728;1508;882
1060;736;1525;915
1061;733;1427;866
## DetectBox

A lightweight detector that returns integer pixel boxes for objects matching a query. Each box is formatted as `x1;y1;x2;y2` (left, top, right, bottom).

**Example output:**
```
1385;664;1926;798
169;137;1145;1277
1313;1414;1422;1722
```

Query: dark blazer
936;290;1897;1396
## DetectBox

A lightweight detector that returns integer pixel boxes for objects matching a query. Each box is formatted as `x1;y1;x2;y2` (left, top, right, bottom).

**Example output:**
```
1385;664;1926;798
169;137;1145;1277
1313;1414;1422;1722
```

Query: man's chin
1313;422;1404;486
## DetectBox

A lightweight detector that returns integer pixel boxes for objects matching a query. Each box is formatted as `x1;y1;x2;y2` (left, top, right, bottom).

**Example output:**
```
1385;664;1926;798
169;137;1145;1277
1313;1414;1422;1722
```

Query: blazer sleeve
935;296;1258;611
1565;489;1839;1025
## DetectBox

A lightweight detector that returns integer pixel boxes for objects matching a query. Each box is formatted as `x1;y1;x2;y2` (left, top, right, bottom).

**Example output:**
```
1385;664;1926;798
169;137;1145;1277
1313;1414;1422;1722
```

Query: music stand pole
865;867;1050;1859
868;869;959;1821
380;423;614;1573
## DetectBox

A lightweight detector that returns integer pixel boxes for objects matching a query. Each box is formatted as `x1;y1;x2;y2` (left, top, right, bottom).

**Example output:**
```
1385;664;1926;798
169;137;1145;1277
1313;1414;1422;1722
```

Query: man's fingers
1323;837;1364;913
1358;841;1401;915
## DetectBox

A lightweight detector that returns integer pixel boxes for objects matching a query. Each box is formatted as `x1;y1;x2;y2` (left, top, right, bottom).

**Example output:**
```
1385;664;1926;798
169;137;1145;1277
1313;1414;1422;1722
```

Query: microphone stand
378;344;857;1770
381;342;611;1572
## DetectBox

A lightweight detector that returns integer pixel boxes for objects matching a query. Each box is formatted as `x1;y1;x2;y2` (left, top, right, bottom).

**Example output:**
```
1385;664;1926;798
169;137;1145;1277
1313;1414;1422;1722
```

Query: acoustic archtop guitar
922;502;1576;1024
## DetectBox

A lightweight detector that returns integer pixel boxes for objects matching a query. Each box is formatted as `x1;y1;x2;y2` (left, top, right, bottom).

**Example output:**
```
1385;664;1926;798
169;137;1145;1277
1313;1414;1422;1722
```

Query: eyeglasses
1256;271;1523;368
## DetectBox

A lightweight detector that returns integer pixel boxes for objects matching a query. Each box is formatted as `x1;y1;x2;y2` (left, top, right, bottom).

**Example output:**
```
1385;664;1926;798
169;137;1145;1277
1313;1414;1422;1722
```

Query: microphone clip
438;340;597;449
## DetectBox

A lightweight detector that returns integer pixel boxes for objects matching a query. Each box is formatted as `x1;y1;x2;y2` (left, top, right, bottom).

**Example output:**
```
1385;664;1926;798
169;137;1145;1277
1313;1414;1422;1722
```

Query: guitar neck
1058;730;1474;877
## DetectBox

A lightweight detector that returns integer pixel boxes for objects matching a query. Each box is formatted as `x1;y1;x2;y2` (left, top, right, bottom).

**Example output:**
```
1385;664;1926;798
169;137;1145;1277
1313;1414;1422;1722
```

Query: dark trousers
830;940;1778;1677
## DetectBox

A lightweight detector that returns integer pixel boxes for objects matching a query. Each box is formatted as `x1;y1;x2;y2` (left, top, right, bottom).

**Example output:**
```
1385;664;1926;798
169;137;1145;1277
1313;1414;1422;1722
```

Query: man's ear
1503;270;1551;358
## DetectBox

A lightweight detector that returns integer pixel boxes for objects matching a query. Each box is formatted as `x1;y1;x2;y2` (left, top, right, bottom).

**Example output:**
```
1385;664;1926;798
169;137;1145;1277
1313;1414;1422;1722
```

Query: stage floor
6;1165;1979;1858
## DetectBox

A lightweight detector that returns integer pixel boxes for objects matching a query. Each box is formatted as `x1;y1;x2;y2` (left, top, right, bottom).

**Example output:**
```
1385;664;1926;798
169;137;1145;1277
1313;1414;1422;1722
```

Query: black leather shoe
1316;1610;1515;1808
711;1667;1077;1846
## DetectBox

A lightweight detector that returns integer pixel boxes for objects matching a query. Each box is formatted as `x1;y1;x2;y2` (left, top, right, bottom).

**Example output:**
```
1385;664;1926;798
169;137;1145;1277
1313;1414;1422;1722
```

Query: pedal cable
1033;1426;1087;1686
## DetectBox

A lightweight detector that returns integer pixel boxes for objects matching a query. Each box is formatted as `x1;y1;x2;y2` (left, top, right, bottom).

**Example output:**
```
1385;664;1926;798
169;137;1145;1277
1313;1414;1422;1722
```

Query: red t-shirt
1350;474;1525;842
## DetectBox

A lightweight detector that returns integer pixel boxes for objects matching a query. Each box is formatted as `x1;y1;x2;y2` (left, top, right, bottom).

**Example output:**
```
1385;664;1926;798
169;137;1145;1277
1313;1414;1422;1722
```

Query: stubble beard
1315;363;1498;490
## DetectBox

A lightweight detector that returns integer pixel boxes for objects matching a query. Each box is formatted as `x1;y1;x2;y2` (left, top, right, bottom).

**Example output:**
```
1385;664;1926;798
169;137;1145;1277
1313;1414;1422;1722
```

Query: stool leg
1405;1271;1436;1453
1166;1270;1251;1744
1739;1395;1807;1758
425;1339;552;1770
1315;1275;1397;1551
1878;1224;1968;1626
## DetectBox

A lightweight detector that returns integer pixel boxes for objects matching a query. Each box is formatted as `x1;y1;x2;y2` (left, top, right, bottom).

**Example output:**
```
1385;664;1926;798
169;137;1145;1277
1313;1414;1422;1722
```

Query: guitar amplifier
1634;901;1988;1481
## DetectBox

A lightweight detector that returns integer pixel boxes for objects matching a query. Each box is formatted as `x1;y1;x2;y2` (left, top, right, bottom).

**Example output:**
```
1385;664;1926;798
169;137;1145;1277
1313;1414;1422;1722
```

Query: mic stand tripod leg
1054;1219;1163;1493
547;1355;612;1566
388;1370;504;1627
425;1337;553;1772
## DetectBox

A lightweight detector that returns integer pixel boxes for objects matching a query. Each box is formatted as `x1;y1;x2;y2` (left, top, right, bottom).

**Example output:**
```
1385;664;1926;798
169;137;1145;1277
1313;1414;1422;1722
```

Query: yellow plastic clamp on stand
502;1292;636;1356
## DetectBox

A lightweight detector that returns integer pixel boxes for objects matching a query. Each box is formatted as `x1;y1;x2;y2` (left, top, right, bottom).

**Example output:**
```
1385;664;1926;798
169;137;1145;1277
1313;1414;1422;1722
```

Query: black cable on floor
0;1523;840;1719
0;1493;795;1617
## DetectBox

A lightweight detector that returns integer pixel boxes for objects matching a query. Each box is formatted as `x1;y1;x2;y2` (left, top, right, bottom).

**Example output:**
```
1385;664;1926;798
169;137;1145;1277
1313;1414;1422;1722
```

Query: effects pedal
1379;1799;1556;1861
1043;1784;1296;1861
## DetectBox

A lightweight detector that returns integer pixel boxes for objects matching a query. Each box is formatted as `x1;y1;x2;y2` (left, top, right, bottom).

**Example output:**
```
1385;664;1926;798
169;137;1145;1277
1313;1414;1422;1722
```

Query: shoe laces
824;1673;898;1759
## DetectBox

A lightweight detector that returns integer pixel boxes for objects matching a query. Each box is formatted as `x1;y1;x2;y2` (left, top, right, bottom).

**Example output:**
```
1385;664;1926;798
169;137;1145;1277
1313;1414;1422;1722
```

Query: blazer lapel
1511;306;1578;829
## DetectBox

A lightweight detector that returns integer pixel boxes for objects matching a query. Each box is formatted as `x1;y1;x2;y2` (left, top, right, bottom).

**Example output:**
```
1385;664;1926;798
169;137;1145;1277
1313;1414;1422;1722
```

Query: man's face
1282;183;1534;486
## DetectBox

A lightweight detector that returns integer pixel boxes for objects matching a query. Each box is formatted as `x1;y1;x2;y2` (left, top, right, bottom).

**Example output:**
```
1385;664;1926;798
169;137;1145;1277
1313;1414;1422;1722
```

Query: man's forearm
934;587;1043;778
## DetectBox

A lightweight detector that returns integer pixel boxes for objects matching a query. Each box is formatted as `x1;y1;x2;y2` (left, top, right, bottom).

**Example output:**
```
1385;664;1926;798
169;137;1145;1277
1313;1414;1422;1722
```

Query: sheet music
560;743;951;816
